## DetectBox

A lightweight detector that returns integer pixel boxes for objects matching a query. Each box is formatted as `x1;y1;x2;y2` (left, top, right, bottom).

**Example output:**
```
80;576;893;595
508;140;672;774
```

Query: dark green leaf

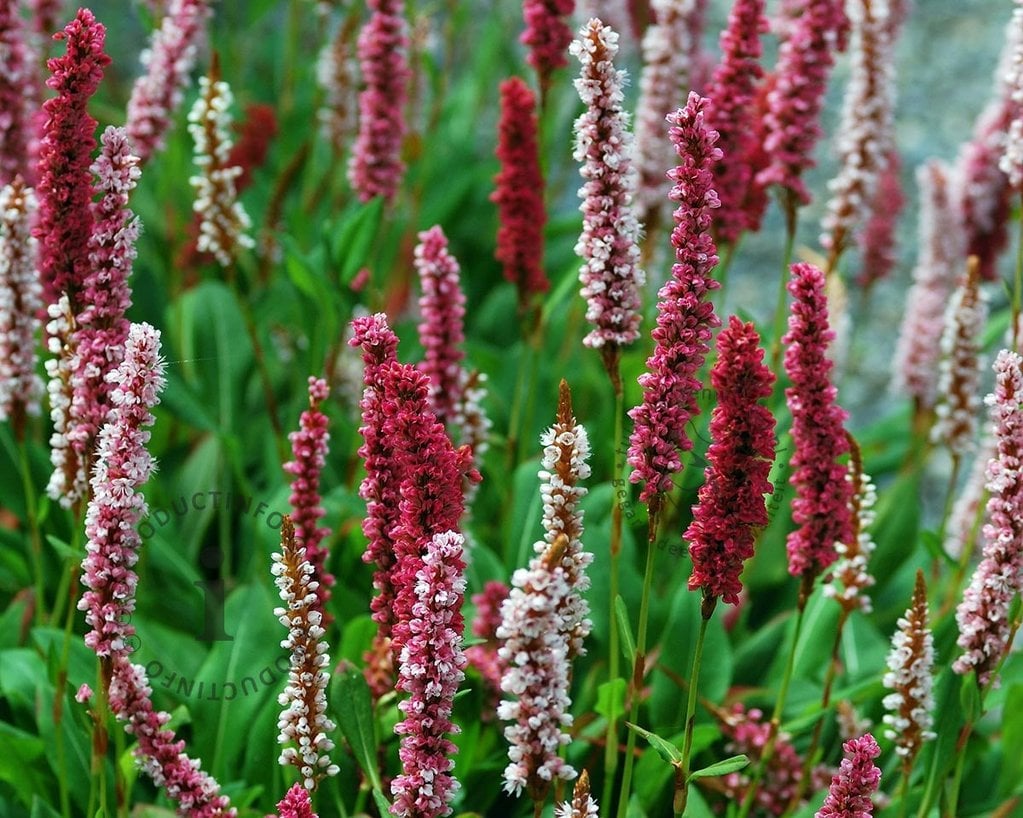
625;721;683;764
333;668;382;791
688;754;750;781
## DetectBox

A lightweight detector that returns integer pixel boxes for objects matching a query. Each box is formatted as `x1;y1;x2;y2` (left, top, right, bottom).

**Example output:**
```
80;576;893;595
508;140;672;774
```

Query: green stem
769;221;798;374
898;765;910;818
14;440;45;625
789;609;849;811
602;383;626;812
615;503;661;818
675;601;715;817
736;582;811;818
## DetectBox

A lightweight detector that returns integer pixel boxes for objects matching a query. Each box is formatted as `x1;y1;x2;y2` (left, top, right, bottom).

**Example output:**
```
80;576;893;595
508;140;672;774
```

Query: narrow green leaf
616;595;636;666
625;721;683;764
960;673;982;723
688;754;750;781
332;668;382;791
335;197;385;284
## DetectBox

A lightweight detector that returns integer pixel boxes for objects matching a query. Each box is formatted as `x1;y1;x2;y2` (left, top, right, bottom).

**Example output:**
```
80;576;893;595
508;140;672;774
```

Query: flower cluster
464;580;510;715
685;316;776;605
0;1;33;186
815;734;881;818
415;225;467;428
955;349;1023;687
946;435;994;559
893;161;965;409
272;517;340;790
492;77;549;306
822;436;877;614
1000;2;1023;189
187;70;254;266
391;530;468;818
783;262;853;582
882;570;935;767
78;322;165;659
284;377;334;621
570;18;644;364
317;17;358;154
497;534;578;800
932;259;987;459
757;0;848;207
856;148;905;288
272;783;317;818
820;0;898;263
348;0;408;203
721;704;831;815
0;179;43;430
702;0;767;244
633;0;703;225
125;0;212;161
34;7;109;308
520;0;574;100
628;92;721;507
555;770;599;818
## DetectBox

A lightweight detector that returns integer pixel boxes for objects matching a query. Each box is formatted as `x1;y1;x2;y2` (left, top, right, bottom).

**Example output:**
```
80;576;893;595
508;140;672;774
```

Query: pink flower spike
633;0;705;228
814;734;881;818
570;19;645;371
783;262;853;584
284;376;334;622
702;0;768;244
390;530;468;818
0;0;34;186
415;225;466;428
78;322;165;660
892;160;964;410
348;0;409;203
273;783;318;818
627;91;721;509
820;0;899;265
685;316;776;605
35;7;110;310
492;77;549;307
856;149;905;289
1001;4;1023;190
125;0;213;162
108;657;235;817
0;179;43;433
521;0;575;102
954;349;1023;688
756;0;848;208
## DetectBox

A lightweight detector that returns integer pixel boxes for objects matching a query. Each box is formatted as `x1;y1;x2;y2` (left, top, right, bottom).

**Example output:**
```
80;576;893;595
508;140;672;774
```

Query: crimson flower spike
627;91;721;524
570;18;644;389
521;0;574;107
492;77;549;310
348;0;409;203
756;0;848;226
783;262;853;604
685;316;776;613
702;0;768;245
34;7;110;310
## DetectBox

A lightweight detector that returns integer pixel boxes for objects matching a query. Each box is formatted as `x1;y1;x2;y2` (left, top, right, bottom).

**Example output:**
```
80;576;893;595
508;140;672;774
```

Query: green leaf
688;754;750;781
333;197;385;284
616;595;637;666
372;788;392;815
595;678;627;722
625;721;683;764
1000;684;1023;795
332;668;383;791
30;796;63;818
960;672;982;723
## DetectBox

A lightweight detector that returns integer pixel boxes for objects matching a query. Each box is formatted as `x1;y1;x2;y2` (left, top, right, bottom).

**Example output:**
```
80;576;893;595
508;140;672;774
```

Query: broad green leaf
373;788;392;815
1000;685;1023;796
688;754;750;781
